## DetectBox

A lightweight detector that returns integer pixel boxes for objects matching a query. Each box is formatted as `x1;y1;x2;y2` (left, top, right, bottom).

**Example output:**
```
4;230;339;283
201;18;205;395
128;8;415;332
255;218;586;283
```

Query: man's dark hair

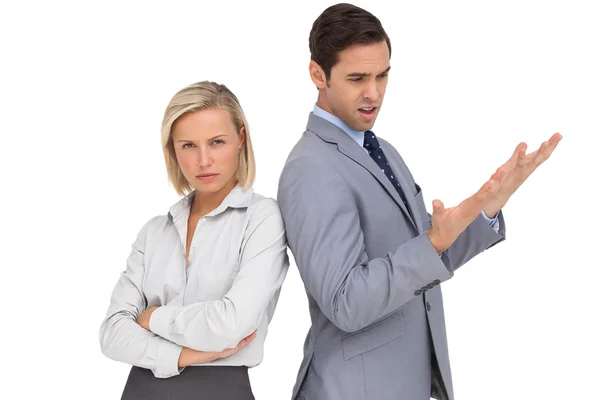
309;3;391;80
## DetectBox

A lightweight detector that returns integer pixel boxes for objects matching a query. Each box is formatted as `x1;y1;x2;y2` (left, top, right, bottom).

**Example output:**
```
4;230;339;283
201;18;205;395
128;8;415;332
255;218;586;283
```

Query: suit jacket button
426;302;432;312
415;290;422;296
427;283;434;289
433;279;440;285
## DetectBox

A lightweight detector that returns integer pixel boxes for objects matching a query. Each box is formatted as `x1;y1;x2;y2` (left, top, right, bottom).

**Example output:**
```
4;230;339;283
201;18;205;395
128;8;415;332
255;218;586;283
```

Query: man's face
316;41;390;132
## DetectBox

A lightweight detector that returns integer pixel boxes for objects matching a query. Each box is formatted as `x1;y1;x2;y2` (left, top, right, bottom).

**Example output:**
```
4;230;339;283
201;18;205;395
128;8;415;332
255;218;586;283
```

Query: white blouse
99;184;289;378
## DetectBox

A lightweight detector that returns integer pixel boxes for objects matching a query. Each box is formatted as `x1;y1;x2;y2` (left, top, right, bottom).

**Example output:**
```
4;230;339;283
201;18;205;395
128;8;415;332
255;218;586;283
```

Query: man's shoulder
282;130;333;168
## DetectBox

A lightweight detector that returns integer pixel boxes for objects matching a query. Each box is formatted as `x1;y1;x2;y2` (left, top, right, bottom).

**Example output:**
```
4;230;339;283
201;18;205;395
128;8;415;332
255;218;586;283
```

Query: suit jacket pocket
414;184;432;231
341;309;405;360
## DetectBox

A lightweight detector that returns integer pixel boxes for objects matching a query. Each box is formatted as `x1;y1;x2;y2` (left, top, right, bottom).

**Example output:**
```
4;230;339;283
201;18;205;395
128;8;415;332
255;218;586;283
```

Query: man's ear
309;60;328;89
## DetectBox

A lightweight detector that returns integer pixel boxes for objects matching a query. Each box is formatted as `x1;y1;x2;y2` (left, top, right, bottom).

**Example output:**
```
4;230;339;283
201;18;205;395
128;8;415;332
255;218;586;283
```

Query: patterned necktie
363;130;411;214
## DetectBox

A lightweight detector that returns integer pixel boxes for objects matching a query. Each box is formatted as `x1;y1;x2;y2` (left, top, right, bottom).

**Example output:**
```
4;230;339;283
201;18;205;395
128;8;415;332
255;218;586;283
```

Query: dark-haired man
277;3;561;400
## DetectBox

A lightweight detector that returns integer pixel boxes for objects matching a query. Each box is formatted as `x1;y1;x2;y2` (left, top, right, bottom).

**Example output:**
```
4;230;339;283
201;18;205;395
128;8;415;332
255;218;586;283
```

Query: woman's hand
178;331;257;367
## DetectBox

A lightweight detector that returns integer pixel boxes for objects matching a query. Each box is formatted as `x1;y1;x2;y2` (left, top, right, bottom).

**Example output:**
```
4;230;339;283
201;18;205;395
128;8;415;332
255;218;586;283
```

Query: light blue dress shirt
312;104;500;229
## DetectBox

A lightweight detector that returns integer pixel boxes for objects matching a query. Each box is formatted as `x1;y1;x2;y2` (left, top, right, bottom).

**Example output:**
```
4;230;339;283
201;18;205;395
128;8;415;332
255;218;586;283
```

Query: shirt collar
312;104;365;147
168;183;253;221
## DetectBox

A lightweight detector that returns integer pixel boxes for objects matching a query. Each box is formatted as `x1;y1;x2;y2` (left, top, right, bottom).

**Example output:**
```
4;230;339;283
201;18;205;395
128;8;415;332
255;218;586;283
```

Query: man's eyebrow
347;72;370;78
378;66;392;76
346;66;391;78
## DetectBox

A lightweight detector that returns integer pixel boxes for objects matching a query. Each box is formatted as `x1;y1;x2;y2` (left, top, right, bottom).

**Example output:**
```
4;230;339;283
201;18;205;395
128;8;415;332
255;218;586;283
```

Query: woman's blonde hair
161;81;256;196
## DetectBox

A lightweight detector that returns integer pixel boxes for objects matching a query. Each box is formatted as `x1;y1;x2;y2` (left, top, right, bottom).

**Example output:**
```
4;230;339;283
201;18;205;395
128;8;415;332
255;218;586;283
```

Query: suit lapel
381;142;425;233
307;113;417;231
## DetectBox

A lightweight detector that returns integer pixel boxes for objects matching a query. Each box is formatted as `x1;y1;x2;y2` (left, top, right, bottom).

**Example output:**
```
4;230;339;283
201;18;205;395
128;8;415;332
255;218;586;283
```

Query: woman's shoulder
131;213;172;240
243;190;285;233
145;213;171;229
245;190;283;217
241;190;286;242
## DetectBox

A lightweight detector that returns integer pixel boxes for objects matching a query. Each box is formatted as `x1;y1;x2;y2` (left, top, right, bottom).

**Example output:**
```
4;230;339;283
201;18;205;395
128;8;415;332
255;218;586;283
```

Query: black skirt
121;365;255;400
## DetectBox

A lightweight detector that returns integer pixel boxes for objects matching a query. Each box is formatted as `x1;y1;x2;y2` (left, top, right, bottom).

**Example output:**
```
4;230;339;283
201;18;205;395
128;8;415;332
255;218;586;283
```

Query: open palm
484;132;562;215
427;132;562;254
428;168;503;253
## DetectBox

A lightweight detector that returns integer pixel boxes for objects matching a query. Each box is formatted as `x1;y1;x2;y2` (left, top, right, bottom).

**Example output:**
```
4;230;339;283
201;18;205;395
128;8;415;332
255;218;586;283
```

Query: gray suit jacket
277;113;506;400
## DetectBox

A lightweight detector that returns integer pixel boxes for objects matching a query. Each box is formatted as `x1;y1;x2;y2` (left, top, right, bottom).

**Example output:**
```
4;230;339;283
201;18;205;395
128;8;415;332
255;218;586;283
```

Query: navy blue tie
363;130;411;213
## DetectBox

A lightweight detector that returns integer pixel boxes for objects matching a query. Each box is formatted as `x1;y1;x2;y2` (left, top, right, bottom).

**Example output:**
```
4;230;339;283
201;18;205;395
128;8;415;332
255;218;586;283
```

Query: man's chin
355;120;376;132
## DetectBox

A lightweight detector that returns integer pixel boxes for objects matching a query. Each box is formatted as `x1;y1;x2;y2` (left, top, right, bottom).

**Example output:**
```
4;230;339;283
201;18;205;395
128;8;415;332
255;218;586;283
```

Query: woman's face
171;108;244;198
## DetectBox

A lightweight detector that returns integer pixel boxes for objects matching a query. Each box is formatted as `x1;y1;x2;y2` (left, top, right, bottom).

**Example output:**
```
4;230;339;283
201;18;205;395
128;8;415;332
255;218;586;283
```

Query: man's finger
432;200;444;214
459;174;500;214
496;141;526;175
516;143;528;167
511;142;527;162
550;132;563;145
534;133;562;166
533;141;550;165
492;168;505;182
508;142;527;167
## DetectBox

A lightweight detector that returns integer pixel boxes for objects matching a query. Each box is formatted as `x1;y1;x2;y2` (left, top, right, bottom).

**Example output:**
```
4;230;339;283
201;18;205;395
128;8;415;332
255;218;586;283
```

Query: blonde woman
99;81;289;400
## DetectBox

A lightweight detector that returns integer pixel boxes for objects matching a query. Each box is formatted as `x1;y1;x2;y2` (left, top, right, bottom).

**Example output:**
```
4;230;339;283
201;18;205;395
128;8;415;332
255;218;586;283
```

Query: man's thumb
432;199;444;214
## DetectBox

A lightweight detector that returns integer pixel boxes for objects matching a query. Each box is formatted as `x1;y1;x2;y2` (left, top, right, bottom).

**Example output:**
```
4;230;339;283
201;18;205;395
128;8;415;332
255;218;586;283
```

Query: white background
1;0;598;399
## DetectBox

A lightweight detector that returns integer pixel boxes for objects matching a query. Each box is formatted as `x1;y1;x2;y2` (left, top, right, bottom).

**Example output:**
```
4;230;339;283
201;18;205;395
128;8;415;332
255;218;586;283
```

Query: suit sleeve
277;157;453;333
385;141;506;273
436;210;506;272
